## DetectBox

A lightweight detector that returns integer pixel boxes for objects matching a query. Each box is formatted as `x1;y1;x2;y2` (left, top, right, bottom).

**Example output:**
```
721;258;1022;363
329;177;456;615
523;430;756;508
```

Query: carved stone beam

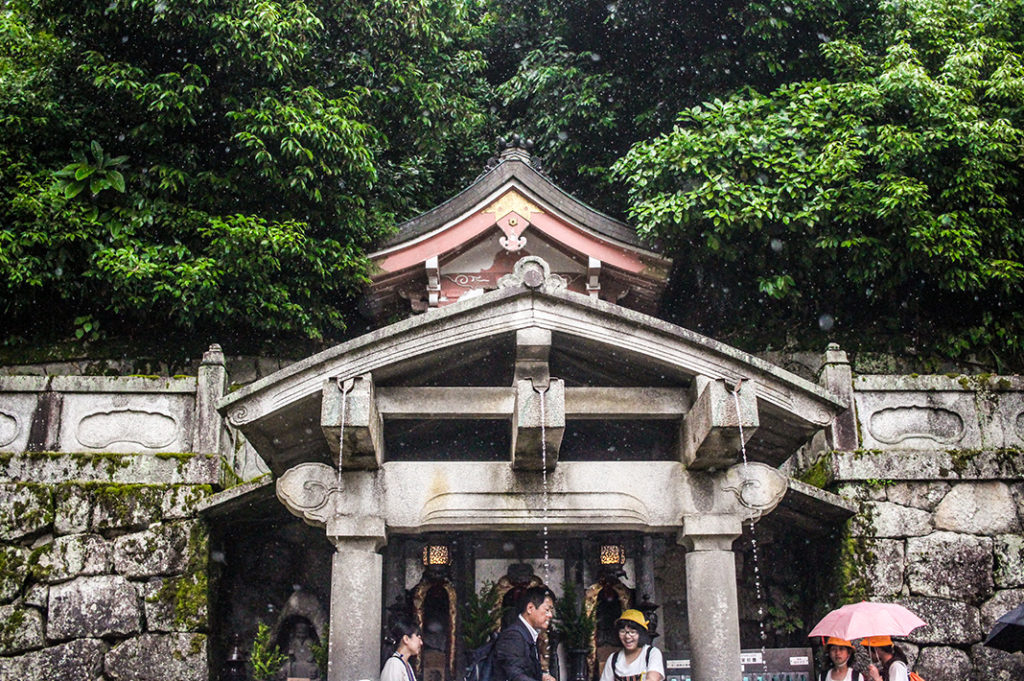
680;376;759;470
321;374;384;470
377;387;513;418
511;378;565;471
565;387;687;418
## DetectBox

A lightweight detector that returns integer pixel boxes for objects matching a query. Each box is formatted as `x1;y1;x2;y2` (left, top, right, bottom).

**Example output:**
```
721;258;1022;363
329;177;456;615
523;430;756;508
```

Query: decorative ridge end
478;134;548;179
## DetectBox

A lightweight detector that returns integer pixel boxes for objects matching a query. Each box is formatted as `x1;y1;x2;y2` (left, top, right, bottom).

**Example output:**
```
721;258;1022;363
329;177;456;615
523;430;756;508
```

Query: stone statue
281;620;320;681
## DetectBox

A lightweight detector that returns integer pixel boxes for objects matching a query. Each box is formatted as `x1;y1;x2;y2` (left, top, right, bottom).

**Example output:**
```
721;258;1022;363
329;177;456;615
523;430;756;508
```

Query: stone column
328;537;385;681
819;343;858;450
276;463;387;681
194;343;226;454
679;515;743;681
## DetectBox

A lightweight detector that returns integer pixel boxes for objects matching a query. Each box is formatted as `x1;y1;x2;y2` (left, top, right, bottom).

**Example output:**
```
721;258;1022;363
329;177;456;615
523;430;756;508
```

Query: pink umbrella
808;602;927;641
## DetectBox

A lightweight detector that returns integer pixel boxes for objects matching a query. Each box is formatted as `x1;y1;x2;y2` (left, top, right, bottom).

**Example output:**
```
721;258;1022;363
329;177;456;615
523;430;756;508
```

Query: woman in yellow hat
862;636;909;681
598;609;664;681
817;637;862;681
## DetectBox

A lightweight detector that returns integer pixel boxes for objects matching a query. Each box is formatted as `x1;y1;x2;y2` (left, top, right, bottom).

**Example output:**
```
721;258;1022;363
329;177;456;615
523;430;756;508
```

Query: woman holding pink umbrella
862;636;909;681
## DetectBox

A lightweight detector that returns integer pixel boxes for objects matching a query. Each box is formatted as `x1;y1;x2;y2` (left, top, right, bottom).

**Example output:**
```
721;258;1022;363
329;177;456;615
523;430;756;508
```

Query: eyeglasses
619;629;640;637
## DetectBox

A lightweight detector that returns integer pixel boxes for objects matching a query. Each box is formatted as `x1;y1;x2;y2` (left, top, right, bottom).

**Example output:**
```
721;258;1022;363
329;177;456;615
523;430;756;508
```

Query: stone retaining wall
0;453;216;681
809;452;1024;681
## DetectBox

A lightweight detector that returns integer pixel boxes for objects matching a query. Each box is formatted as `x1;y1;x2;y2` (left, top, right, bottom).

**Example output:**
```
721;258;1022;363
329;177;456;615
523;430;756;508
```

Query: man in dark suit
494;585;557;681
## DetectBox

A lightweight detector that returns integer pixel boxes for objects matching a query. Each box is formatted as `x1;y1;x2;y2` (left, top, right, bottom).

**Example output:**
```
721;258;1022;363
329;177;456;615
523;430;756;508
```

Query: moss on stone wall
146;518;210;630
940;447;1024;478
829;497;878;605
6;483;54;534
1;480;213;639
0;606;27;649
0;546;27;597
795;454;832;489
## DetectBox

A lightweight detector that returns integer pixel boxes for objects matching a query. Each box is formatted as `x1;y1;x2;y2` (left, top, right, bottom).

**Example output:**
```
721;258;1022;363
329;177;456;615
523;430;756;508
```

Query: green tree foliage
0;0;491;348
484;0;859;213
3;0;1022;366
614;0;1024;363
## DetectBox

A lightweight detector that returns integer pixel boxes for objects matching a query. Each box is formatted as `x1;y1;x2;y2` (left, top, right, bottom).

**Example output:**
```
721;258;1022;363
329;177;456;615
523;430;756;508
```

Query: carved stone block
320;375;383;470
680;377;758;470
511;378;564;470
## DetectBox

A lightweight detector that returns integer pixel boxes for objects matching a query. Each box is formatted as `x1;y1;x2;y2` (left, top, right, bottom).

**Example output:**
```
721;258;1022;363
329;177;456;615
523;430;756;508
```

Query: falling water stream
337;380;347;487
539;386;551;584
731;381;769;678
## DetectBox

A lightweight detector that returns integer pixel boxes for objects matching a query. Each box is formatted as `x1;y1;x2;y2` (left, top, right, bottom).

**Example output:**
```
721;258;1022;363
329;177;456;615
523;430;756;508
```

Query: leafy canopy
614;0;1024;363
0;0;491;350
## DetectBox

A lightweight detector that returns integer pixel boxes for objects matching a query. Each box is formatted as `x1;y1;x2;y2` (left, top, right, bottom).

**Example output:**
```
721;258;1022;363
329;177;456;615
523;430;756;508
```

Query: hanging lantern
600;544;626;566
422;544;451;566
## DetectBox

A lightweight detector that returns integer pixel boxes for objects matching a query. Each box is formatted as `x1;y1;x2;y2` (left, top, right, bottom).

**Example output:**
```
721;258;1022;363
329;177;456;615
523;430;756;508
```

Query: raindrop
557;131;568;141
590;53;602;62
770;238;784;253
818;314;835;331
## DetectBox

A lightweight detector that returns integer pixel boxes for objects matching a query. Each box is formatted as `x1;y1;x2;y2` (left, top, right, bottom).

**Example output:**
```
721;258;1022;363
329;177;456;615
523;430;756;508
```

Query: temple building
1;143;1022;681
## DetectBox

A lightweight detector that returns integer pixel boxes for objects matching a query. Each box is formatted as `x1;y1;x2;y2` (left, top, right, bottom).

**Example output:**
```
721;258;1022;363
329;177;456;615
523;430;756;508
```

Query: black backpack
464;628;532;681
464;637;498;681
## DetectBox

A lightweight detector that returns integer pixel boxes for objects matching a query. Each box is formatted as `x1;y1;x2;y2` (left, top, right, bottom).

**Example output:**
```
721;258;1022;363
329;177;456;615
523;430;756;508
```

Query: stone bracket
321;374;383;470
680;377;759;469
276;462;343;527
719;461;788;522
511;378;565;471
276;462;386;546
678;461;788;549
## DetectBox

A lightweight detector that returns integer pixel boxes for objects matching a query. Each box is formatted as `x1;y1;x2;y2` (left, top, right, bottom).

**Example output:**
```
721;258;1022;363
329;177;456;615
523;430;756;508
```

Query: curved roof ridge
377;150;650;251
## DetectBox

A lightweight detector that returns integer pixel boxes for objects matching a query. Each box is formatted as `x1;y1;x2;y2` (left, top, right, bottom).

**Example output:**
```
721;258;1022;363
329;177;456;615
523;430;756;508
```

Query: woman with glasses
599;609;665;681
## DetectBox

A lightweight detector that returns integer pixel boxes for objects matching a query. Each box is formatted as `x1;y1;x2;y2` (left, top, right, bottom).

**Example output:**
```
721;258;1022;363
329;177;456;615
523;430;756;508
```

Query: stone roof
220;269;846;476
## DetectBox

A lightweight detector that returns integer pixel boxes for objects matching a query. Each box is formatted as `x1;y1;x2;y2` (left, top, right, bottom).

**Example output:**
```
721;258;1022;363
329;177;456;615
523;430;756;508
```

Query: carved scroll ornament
720;461;788;522
276;462;343;527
